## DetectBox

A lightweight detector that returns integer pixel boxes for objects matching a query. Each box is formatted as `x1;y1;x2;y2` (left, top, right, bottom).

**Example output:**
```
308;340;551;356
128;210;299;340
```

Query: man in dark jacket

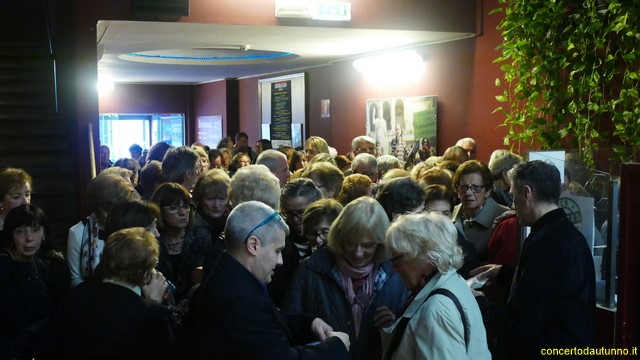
471;160;596;359
191;201;350;360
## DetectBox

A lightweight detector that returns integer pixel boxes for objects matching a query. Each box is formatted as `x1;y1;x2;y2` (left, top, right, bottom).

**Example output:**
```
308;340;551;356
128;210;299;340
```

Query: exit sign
313;1;351;21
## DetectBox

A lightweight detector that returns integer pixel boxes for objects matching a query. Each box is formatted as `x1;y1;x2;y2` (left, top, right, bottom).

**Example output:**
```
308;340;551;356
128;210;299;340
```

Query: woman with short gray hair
382;213;491;360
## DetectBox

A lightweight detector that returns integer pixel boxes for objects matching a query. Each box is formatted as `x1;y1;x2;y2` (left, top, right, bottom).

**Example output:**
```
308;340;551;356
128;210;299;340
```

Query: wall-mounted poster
259;73;306;147
196;115;223;148
365;96;437;164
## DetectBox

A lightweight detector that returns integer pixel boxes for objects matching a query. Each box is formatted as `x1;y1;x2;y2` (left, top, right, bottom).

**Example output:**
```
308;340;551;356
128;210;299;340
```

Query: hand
373;306;396;329
141;269;167;303
328;331;350;351
469;264;502;282
471;288;485;297
310;318;333;341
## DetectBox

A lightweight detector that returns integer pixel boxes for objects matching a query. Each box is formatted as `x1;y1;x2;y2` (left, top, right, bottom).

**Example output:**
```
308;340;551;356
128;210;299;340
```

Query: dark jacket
282;247;409;360
191;252;349;360
44;281;176;360
0;250;69;359
476;208;596;359
268;233;309;307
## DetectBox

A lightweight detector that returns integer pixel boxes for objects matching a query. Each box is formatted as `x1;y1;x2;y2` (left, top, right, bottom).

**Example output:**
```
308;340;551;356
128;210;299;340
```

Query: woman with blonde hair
382;213;490;359
304;136;330;160
0;168;32;231
283;197;408;360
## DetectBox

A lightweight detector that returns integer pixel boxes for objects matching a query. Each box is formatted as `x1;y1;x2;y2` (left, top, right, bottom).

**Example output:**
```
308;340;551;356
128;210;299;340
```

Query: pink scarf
335;256;377;339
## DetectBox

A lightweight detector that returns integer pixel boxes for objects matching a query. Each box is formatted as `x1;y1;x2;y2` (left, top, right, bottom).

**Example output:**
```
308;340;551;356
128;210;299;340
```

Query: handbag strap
383;288;469;360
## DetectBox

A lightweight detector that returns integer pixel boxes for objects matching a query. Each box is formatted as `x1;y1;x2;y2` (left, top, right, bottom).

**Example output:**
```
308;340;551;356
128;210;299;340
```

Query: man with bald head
456;137;477;160
192;201;350;359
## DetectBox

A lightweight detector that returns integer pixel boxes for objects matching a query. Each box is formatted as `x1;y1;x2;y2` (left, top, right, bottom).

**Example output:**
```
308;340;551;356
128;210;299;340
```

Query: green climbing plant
493;0;640;167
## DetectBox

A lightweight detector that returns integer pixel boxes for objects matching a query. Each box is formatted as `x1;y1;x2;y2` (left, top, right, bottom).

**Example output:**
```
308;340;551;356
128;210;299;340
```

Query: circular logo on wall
560;197;582;229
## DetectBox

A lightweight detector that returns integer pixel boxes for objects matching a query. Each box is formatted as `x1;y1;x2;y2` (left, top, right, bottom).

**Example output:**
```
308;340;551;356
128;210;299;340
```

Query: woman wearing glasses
282;197;408;360
151;183;193;300
301;198;343;252
381;213;491;360
451;160;509;262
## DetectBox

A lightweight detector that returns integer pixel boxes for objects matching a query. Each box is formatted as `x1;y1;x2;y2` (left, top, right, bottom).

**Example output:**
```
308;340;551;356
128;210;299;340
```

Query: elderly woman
67;173;136;287
47;228;175;359
150;183;193;300
0;168;32;231
0;205;69;359
382;213;491;360
424;184;480;279
302;198;343;252
282;197;408;360
180;169;231;294
336;174;372;206
452;160;510;262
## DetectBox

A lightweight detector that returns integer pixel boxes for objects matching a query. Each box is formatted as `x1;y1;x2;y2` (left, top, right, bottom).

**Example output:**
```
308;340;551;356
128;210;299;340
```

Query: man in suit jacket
471;161;596;359
191;201;350;360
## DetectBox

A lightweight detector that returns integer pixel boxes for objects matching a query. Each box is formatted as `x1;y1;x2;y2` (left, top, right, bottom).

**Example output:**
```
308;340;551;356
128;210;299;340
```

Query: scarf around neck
335;256;377;339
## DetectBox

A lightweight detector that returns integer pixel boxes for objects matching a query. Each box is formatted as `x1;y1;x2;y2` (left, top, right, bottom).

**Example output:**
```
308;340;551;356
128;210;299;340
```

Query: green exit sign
314;1;351;21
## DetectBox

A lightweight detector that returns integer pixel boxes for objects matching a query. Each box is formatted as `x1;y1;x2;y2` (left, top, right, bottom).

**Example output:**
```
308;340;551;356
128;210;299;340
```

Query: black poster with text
270;80;292;142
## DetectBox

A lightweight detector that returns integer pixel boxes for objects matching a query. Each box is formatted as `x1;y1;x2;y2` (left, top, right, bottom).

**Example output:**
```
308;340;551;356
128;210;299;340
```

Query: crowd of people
0;133;597;359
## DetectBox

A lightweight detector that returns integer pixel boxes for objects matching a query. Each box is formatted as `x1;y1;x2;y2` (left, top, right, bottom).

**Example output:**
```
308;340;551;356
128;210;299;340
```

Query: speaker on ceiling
131;0;189;16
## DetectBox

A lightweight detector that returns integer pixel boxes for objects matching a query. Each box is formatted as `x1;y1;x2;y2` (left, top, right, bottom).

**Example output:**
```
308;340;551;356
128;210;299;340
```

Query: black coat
190;252;349;360
44;281;176;360
476;208;596;359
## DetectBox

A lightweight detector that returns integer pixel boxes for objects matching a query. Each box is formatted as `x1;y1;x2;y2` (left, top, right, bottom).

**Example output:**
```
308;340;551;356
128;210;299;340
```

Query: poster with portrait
365;96;437;163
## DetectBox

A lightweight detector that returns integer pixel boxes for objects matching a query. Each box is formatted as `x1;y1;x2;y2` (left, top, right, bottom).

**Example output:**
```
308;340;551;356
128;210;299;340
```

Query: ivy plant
493;0;640;167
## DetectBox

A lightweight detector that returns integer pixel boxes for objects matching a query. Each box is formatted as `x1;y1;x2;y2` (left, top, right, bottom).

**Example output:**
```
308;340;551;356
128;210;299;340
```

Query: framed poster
196;115;223;148
259;73;306;147
365;96;437;163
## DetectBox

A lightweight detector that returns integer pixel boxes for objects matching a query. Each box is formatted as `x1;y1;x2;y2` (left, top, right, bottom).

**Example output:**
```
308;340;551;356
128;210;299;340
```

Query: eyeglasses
458;184;485;193
389;253;405;264
315;229;329;242
163;203;192;214
355;146;376;154
281;209;305;220
244;211;281;243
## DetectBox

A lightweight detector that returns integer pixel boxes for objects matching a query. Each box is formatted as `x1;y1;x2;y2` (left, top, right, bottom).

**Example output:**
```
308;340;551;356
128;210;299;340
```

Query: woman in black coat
44;227;176;359
0;205;69;359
